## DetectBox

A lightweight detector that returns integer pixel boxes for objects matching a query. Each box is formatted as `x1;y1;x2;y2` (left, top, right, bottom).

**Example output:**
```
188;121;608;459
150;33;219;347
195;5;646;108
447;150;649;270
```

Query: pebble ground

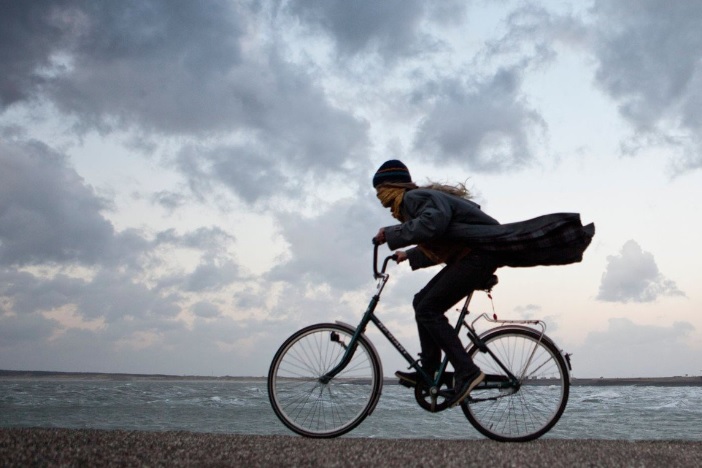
2;428;702;467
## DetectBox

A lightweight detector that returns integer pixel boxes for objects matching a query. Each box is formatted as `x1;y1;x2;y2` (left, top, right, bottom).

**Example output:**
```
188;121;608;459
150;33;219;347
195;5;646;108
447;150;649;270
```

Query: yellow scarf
376;187;406;221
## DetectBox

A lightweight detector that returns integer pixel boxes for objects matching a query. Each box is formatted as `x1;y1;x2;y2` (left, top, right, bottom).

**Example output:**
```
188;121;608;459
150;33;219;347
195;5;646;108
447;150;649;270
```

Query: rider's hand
374;228;386;245
394;251;408;263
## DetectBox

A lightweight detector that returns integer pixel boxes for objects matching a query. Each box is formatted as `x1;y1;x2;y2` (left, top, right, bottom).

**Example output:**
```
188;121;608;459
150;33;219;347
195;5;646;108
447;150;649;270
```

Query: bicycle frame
320;243;548;393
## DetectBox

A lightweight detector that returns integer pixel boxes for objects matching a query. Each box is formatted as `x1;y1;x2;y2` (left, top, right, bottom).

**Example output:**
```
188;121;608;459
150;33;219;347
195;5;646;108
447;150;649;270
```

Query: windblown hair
423;181;472;199
377;180;472;199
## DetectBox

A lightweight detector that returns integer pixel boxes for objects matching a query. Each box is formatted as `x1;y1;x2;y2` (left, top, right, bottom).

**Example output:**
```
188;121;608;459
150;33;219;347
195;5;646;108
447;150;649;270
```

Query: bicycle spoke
464;328;569;442
268;324;381;437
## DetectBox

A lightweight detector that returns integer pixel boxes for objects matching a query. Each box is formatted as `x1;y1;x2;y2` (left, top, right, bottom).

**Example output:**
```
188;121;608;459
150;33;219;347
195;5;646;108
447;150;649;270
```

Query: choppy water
1;380;701;440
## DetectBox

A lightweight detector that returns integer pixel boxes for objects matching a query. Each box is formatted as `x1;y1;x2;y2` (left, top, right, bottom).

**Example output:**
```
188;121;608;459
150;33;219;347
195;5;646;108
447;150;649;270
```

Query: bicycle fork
318;278;385;384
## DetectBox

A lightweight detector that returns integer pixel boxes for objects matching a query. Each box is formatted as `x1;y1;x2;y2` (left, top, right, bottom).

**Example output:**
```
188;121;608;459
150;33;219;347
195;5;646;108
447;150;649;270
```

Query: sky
1;0;701;379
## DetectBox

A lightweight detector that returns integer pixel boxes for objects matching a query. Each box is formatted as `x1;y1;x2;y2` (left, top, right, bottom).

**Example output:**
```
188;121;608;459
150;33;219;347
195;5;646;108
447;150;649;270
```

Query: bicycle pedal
398;379;414;389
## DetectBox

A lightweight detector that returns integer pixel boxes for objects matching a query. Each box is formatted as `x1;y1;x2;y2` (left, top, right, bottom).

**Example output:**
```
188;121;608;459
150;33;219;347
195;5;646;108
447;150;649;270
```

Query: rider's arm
405;247;438;270
384;190;452;250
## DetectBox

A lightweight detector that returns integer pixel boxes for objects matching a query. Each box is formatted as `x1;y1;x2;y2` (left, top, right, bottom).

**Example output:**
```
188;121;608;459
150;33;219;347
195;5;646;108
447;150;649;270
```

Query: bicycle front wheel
267;323;382;438
462;327;570;442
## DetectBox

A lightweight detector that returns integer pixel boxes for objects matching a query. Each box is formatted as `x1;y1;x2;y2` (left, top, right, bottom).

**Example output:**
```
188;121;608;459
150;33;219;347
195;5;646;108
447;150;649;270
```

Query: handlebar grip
373;242;380;278
372;239;397;278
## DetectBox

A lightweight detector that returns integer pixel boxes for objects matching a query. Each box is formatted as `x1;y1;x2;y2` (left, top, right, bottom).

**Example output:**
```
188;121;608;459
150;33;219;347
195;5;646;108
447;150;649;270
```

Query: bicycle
267;242;571;442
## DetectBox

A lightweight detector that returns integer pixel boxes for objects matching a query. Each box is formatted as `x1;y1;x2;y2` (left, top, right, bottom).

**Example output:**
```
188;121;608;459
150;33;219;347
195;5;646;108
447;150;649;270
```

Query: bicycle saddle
480;275;498;291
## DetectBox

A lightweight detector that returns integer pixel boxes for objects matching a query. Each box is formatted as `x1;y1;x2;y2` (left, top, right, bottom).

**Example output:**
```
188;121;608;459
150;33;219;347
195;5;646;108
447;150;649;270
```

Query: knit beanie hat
372;160;412;187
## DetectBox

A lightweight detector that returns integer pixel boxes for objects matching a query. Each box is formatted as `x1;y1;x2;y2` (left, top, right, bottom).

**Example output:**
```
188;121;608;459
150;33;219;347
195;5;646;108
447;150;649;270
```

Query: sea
2;379;702;440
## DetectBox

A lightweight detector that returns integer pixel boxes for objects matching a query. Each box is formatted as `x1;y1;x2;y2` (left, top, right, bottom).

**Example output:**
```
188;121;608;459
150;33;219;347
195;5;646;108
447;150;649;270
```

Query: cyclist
372;159;594;408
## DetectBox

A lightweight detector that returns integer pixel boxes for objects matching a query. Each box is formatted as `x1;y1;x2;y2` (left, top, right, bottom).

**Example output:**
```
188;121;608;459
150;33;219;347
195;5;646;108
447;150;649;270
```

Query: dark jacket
383;189;595;270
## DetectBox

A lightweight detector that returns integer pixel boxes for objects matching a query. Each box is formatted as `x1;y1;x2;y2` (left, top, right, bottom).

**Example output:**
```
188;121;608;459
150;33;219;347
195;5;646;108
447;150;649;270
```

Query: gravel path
2;428;702;467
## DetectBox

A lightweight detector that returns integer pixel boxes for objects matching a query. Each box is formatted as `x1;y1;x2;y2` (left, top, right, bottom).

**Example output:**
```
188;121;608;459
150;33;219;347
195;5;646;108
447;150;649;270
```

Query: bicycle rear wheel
268;323;382;438
462;327;570;442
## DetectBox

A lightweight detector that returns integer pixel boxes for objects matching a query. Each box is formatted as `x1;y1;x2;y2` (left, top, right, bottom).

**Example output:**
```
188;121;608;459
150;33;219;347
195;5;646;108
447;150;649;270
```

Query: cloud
571;317;697;377
267;195;387;291
597;240;685;303
149;228;242;292
175;144;294;205
155;256;240;293
284;0;469;60
2;0;244;133
0;138;119;266
3;1;701;380
151;191;187;212
0;267;187;374
0;268;181;323
0;306;293;375
190;301;221;319
0;0;75;107
483;4;590;66
591;0;702;171
413;66;545;171
513;304;542;318
154;227;235;254
0;312;58;344
0;0;370;201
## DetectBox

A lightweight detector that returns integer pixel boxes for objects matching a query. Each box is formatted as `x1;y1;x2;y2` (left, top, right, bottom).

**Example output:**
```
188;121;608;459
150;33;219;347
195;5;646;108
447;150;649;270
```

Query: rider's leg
414;314;441;375
413;251;496;384
395;348;439;387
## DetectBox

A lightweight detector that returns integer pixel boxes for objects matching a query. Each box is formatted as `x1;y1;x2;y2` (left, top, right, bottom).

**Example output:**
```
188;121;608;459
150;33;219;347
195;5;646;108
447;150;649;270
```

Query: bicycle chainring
414;380;451;413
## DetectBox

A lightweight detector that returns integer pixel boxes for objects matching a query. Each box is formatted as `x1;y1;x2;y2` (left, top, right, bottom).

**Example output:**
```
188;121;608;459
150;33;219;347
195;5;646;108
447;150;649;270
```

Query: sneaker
395;370;419;388
447;371;485;408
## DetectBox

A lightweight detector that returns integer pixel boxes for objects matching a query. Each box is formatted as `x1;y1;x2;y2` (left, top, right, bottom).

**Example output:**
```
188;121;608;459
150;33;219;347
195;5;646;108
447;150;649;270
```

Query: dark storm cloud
0;0;244;133
413;67;544;171
176;145;297;204
1;0;369;200
597;240;685;303
0;0;75;107
283;0;468;59
591;0;702;169
55;0;241;134
0;138;118;266
175;110;367;203
406;4;584;172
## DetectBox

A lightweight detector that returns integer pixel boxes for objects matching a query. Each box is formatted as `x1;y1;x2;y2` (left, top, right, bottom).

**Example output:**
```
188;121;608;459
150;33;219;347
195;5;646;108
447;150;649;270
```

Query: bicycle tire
268;323;383;438
462;327;570;442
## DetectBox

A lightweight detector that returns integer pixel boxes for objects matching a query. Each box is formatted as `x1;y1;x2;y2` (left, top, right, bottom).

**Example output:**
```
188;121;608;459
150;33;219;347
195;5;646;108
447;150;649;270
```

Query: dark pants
412;251;497;381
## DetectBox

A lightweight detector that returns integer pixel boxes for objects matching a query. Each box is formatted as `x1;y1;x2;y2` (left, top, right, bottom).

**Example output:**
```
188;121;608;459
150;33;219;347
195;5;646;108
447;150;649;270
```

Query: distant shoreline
2;369;701;386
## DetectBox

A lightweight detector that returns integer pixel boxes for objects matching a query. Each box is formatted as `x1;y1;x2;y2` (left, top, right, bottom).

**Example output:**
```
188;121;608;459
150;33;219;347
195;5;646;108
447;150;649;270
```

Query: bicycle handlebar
372;238;398;278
